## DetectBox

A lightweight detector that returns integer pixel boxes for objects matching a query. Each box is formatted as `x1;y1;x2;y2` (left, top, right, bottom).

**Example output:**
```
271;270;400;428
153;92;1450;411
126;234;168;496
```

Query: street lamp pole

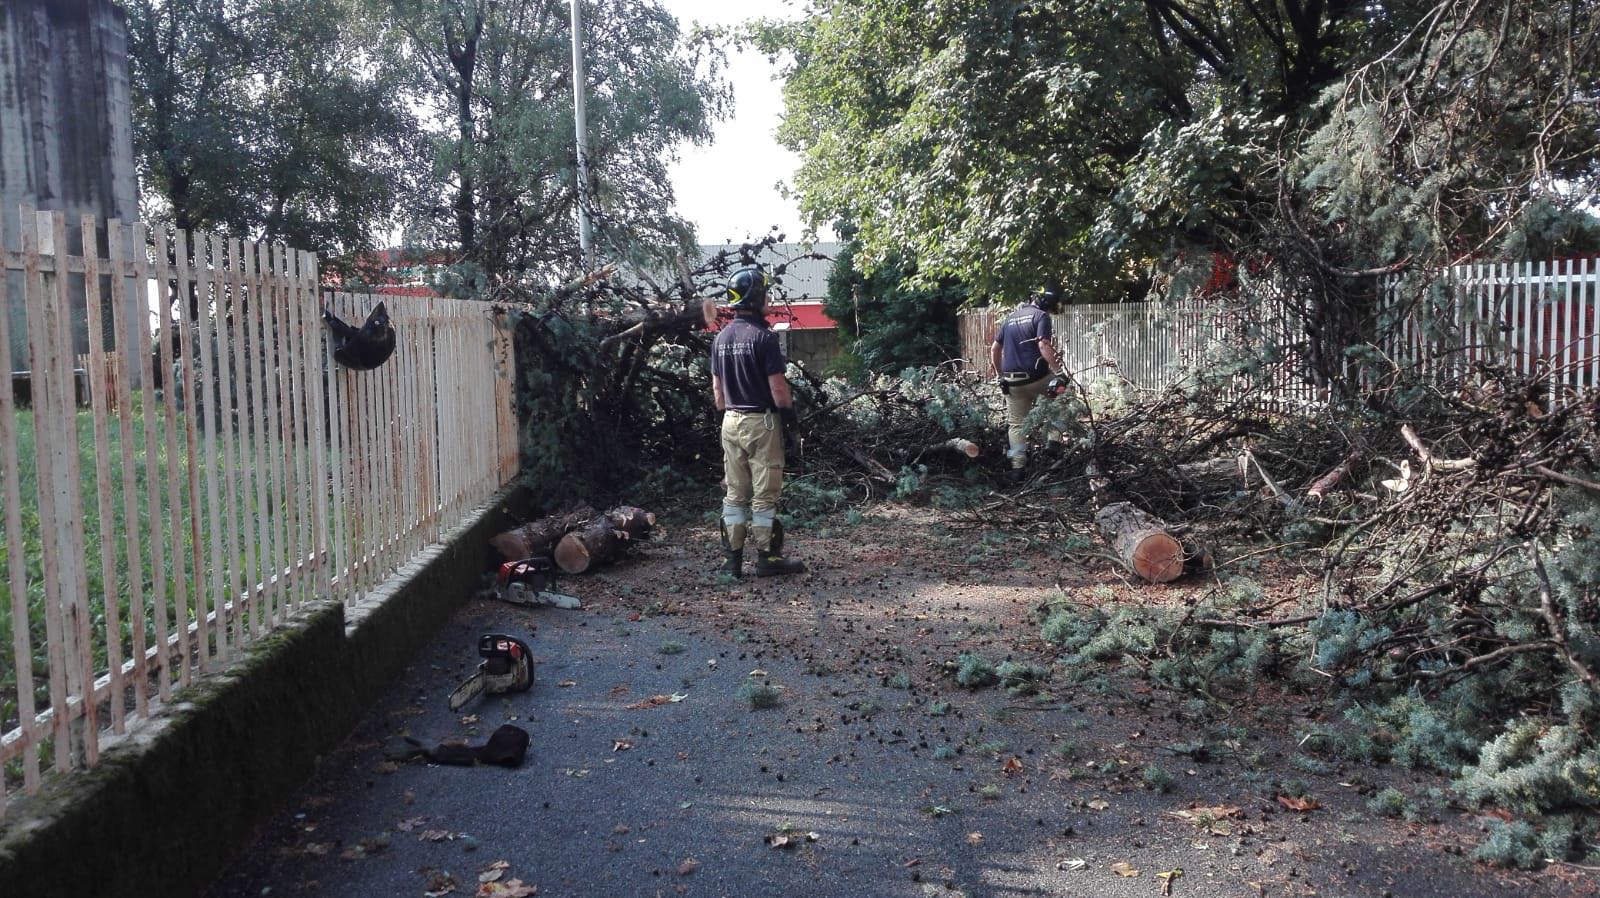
570;0;594;270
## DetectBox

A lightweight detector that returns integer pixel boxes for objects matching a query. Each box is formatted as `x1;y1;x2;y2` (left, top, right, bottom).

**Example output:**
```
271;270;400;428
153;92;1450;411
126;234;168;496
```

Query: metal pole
570;0;594;269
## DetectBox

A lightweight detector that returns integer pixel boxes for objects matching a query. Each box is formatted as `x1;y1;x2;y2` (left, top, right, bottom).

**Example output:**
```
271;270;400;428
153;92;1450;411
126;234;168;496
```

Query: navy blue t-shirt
711;316;787;411
994;303;1054;378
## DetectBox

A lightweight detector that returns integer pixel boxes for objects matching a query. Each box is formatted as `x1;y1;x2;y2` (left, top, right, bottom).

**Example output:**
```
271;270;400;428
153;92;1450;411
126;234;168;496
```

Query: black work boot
718;549;744;579
755;550;806;577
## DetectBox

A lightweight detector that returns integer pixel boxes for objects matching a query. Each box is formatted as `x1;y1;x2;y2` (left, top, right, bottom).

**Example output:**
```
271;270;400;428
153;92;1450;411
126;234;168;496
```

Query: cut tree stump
1095;501;1187;583
553;506;657;574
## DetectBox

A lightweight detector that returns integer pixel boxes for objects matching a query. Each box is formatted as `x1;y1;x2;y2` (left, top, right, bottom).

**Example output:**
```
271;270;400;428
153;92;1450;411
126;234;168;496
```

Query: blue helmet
727;266;770;311
1035;285;1063;313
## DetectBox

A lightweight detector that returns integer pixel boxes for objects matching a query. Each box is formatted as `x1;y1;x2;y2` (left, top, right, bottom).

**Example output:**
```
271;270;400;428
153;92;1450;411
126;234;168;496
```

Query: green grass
2;395;314;746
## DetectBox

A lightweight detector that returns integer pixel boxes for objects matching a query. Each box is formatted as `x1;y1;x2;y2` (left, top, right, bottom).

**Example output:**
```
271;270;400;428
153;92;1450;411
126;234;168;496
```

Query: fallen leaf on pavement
626;694;688;710
1087;799;1111;811
1003;757;1024;776
1056;858;1086;871
966;831;984;846
460;715;479;725
423;869;458;896
1157;868;1183;895
1276;796;1321;812
1111;862;1140;877
420;829;455;842
475;879;535;898
557;681;577;688
1166;806;1243;835
479;860;510;883
678;858;700;875
301;842;331;857
749;669;768;677
613;739;634;751
396;816;429;832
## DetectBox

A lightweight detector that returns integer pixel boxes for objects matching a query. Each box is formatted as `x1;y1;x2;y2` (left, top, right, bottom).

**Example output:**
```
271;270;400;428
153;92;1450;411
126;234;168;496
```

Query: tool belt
999;371;1045;388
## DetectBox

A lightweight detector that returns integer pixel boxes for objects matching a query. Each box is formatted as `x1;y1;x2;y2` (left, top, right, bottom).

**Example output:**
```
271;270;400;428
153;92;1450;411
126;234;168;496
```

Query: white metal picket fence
960;301;1320;406
0;207;518;820
960;258;1600;406
1381;258;1600;402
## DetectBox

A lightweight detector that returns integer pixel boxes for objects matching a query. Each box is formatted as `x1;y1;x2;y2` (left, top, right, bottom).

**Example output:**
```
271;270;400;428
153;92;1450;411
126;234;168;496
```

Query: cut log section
553;505;657;574
489;504;596;560
554;518;624;573
1095;501;1187;583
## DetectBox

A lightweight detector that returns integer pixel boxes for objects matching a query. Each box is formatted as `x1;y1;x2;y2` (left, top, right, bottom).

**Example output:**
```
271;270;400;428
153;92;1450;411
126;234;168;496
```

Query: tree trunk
554;518;623;574
1095;501;1187;583
489;504;596;561
553;506;657;574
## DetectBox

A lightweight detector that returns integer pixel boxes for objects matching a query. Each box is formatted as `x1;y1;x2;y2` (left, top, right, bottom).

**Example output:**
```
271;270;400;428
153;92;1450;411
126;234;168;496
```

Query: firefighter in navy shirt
710;266;806;578
990;285;1065;479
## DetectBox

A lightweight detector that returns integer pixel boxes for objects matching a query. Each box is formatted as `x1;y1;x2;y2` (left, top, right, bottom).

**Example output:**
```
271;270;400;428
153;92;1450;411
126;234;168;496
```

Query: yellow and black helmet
727;266;770;311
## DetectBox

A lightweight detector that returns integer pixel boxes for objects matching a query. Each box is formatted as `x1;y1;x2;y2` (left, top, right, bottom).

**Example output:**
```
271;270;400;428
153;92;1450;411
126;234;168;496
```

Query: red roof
709;302;837;332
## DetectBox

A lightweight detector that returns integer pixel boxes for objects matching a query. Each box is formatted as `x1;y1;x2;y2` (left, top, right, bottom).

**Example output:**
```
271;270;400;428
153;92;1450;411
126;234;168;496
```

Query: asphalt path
204;524;1584;898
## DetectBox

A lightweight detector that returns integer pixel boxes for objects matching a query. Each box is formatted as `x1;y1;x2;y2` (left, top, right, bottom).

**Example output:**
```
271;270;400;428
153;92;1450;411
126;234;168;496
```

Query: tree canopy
762;0;1600;304
124;0;728;289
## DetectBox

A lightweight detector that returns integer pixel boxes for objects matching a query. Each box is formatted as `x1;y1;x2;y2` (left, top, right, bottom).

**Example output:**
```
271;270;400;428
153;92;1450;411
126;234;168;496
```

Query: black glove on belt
778;406;799;427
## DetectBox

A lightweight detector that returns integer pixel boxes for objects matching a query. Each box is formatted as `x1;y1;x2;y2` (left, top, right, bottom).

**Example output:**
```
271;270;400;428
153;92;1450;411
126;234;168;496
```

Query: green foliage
658;642;685;655
996;661;1050;697
738;679;783;710
823;239;966;374
1473;820;1544;870
377;0;728;286
759;0;1387;297
932;745;958;760
1367;788;1409;818
1140;765;1175;793
954;653;998;689
125;0;413;261
779;478;852;529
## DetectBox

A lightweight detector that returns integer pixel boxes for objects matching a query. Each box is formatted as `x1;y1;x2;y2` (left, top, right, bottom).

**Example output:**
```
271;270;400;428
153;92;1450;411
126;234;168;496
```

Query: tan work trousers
721;410;785;551
1004;376;1052;468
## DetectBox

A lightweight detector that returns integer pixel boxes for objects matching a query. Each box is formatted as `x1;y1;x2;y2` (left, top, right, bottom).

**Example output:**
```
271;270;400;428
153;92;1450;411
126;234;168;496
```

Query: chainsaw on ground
448;633;535;711
493;556;581;609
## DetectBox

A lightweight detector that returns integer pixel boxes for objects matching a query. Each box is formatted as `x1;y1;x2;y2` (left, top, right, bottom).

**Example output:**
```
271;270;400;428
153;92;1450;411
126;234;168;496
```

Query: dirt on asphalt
204;504;1597;898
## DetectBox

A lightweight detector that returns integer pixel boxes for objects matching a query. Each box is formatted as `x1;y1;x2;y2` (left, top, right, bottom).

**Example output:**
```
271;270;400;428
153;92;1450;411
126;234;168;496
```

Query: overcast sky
654;0;828;245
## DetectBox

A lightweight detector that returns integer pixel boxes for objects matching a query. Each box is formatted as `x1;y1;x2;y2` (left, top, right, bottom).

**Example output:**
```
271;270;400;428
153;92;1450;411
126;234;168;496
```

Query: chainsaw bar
448;672;487;711
494;558;581;609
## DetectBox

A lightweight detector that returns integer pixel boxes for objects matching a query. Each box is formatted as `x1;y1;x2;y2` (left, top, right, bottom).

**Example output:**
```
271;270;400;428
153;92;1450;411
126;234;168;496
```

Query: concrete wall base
0;484;531;897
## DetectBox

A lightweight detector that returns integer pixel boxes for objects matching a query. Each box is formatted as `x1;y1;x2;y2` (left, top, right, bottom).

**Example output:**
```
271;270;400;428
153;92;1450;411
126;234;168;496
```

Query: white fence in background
0;207;518;820
960;301;1320;406
1381;258;1600;400
959;258;1600;406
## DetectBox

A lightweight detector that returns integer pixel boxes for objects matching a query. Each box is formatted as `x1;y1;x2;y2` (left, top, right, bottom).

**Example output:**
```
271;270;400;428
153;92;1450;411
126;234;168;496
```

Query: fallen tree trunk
553;506;657;574
490;505;597;560
1096;501;1188;583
